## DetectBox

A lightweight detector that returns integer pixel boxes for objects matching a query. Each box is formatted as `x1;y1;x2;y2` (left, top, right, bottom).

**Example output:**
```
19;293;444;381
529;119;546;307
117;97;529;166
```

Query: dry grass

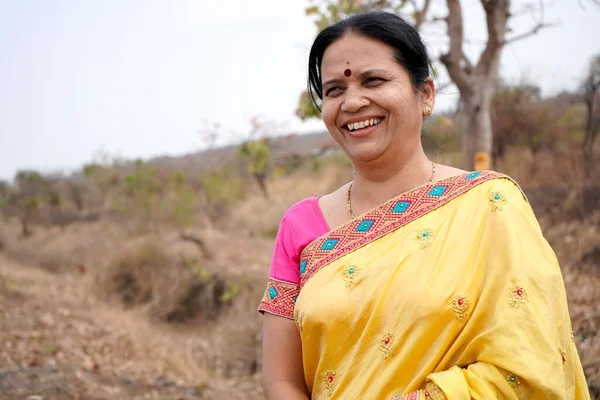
224;156;353;235
0;145;599;398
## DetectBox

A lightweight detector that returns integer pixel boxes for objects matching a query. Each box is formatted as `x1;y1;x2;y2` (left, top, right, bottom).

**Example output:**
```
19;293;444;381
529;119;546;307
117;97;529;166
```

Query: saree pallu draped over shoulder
258;171;590;399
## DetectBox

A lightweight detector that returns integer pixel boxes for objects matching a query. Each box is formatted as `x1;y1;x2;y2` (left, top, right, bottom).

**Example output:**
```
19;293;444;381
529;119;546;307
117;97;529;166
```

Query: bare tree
441;0;554;169
581;54;600;177
302;0;553;170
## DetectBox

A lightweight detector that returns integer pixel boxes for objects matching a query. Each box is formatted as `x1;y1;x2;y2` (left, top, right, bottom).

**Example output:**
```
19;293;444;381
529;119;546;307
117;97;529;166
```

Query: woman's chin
346;144;386;163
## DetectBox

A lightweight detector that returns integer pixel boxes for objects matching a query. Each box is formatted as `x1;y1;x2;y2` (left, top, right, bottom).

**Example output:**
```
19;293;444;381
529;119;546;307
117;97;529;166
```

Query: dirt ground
0;179;599;399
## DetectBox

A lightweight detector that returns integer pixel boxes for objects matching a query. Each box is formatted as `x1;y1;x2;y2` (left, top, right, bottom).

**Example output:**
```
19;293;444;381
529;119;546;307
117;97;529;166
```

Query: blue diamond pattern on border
320;239;339;251
392;201;411;213
356;219;374;232
429;185;447;197
292;296;298;302
300;260;307;274
466;171;482;180
268;287;278;300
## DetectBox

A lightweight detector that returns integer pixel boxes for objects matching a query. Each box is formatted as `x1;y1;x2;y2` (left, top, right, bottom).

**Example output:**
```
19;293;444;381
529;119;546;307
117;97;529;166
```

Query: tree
169;172;197;232
581;54;600;177
67;181;85;212
8;170;50;237
121;160;162;232
491;83;543;161
237;138;272;198
301;0;552;170
0;180;7;206
236;117;275;199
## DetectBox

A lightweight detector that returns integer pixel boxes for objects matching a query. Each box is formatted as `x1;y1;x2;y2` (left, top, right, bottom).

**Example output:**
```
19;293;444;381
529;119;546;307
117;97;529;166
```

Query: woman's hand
262;313;310;399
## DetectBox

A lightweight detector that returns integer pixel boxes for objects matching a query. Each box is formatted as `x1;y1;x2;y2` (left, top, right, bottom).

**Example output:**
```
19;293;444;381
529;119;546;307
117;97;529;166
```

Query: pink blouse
269;197;330;285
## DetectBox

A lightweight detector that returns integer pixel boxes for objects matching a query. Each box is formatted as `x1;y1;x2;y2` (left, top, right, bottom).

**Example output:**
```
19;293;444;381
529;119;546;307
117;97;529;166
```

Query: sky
0;0;599;180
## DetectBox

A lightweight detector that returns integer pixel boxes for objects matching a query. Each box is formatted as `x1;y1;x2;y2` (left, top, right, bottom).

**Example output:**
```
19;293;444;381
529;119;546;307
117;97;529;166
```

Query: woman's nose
341;89;369;113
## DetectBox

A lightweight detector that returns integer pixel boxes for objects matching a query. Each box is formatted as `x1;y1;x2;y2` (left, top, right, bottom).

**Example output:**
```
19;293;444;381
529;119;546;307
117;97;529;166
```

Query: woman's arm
262;313;310;399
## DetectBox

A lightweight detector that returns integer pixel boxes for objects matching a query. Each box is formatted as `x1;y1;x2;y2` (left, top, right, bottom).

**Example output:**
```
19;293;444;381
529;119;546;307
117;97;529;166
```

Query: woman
258;11;590;399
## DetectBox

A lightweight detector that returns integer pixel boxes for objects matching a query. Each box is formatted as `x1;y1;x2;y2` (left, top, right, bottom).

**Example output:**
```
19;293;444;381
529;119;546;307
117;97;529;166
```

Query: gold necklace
347;161;436;219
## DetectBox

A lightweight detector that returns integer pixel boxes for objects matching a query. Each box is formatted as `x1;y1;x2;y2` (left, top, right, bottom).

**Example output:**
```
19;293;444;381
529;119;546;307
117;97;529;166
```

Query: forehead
321;33;397;79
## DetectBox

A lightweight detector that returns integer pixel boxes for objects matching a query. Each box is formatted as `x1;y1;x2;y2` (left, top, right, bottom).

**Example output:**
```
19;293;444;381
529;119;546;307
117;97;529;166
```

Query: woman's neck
350;148;432;214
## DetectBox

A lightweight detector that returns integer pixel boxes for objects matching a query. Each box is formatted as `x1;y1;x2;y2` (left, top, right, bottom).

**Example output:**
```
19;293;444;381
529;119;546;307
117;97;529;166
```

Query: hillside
1;144;599;399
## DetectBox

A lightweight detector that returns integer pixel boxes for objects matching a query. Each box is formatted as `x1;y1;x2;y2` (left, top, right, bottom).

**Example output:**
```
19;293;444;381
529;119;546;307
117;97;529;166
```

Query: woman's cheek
321;101;337;131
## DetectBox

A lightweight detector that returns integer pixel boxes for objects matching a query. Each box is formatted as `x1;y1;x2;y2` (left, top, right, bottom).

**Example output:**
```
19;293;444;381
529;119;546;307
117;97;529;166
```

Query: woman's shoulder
463;171;532;212
284;196;321;219
475;170;525;193
280;196;329;233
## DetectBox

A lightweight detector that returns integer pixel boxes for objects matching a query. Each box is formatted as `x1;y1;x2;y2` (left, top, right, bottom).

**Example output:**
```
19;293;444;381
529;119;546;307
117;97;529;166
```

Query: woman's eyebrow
323;69;388;87
322;78;344;87
359;69;387;77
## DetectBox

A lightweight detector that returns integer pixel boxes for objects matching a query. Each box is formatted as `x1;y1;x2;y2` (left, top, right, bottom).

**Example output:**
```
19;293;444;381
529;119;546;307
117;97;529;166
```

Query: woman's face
320;33;434;164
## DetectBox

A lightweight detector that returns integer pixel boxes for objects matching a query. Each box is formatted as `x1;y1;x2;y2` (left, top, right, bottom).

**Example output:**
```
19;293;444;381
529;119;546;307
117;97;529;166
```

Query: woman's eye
365;77;385;85
325;87;343;96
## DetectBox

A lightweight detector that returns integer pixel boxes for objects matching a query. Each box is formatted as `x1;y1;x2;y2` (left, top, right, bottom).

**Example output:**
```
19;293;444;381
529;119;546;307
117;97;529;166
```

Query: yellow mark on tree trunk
474;152;490;171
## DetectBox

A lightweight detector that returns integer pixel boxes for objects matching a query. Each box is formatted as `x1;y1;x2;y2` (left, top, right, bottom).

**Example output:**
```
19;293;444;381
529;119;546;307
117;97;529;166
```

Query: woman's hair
307;11;431;112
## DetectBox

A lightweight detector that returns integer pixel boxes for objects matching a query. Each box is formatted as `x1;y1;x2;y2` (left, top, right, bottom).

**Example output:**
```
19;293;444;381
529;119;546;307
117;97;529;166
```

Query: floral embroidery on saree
508;283;528;308
506;373;522;388
295;310;303;332
389;392;420;399
341;264;360;287
389;382;446;400
423;381;446;399
451;293;470;320
379;332;394;360
416;228;434;249
323;371;337;396
488;191;507;211
560;348;567;364
299;171;510;289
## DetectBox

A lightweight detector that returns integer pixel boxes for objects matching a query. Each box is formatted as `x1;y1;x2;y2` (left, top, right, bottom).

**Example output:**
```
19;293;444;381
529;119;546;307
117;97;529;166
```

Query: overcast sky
1;0;599;180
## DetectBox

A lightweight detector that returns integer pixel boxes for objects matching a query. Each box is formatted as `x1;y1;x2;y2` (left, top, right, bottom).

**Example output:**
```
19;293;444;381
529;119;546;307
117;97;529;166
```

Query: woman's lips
345;120;381;138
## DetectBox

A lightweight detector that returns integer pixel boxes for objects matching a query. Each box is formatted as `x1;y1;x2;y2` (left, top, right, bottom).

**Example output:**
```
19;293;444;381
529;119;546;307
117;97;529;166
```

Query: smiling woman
258;11;590;400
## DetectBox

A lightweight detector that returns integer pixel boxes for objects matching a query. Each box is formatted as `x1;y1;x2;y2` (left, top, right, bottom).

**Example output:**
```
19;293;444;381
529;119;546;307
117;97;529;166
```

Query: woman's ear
420;78;436;111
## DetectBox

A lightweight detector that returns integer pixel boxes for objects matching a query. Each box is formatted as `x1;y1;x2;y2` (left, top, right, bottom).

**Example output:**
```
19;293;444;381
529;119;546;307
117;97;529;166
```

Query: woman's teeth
346;118;381;131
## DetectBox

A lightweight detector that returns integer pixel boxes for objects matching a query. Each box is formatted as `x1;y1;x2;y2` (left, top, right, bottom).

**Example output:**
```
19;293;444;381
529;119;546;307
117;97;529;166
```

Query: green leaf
305;5;320;15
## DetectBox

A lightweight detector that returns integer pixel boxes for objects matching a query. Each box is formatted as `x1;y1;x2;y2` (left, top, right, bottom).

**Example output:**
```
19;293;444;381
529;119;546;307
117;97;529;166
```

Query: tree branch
428;15;448;24
475;0;510;77
504;22;555;45
462;53;474;72
414;0;433;31
441;0;471;94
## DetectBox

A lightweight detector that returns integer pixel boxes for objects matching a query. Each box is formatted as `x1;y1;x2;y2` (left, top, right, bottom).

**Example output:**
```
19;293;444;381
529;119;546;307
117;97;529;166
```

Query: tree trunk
582;99;598;178
20;216;32;237
254;173;269;199
583;131;597;178
460;90;494;170
443;0;509;171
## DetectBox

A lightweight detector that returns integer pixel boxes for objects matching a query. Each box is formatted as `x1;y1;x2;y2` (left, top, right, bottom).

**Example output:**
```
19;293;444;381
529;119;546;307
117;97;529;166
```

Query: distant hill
149;131;333;173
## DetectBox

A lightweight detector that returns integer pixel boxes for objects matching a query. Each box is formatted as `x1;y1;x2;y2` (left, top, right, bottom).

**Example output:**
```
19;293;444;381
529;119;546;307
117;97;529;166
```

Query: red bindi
344;68;352;77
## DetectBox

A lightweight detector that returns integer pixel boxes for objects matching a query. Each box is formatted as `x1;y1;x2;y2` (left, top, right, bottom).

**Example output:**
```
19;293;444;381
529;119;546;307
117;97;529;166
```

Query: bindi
344;68;352;77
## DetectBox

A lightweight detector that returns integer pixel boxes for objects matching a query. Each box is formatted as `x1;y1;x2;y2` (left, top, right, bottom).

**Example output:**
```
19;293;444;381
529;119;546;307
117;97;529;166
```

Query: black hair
307;11;431;112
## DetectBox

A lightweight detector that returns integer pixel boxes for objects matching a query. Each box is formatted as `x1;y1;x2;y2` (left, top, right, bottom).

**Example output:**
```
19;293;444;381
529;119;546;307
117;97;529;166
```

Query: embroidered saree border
258;278;299;320
299;171;508;288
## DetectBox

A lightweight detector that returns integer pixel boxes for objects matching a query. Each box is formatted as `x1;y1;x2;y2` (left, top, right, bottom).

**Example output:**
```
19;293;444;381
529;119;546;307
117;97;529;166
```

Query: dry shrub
205;290;263;379
96;240;234;323
496;145;599;188
0;217;127;275
198;271;265;383
538;204;600;393
224;155;353;235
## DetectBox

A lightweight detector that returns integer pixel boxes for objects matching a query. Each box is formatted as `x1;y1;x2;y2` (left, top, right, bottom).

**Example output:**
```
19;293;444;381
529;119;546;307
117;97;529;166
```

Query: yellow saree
260;171;590;399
